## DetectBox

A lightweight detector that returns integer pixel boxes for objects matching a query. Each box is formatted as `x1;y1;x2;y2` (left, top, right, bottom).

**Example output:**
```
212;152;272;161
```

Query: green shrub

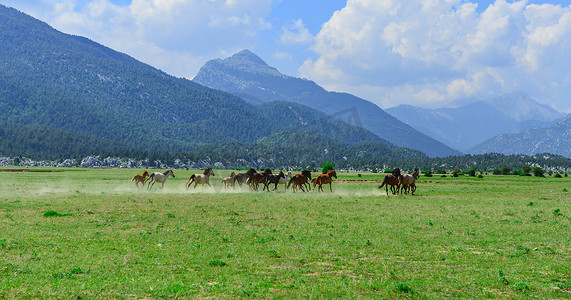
522;165;532;175
533;167;545;177
321;161;335;174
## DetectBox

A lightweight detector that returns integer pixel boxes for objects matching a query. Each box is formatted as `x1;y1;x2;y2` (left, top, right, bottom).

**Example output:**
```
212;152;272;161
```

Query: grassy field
0;168;569;299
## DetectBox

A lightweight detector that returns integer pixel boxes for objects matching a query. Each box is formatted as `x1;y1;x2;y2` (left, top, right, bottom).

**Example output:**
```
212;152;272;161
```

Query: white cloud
279;19;314;45
302;0;571;111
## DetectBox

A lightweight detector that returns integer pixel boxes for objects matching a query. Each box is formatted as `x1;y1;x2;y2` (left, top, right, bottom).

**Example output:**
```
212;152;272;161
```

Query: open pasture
0;168;569;298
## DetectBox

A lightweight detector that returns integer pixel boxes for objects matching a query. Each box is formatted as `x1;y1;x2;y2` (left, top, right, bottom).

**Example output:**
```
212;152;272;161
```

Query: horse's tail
379;177;387;189
131;175;136;181
186;175;196;187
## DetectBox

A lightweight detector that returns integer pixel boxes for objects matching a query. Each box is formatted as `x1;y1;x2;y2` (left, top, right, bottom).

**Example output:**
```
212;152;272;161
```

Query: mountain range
193;50;461;157
469;114;571;157
385;92;566;154
2;3;569;164
0;4;426;166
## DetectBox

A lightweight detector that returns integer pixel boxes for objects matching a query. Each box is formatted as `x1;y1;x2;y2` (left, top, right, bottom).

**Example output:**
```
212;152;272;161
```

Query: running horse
378;168;402;195
287;170;312;192
247;169;272;192
131;170;149;188
263;171;285;192
186;167;215;189
233;168;257;188
147;170;175;190
399;168;420;195
313;170;337;192
221;171;236;189
277;171;292;191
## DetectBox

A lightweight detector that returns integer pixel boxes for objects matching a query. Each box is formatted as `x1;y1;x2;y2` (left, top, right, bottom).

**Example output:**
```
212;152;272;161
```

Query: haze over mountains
193;50;461;158
386;92;564;150
469;114;571;158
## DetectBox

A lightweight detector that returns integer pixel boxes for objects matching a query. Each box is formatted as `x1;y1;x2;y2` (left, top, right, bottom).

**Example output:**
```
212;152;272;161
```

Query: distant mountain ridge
193;50;461;157
481;92;563;122
386;92;564;151
469;114;571;158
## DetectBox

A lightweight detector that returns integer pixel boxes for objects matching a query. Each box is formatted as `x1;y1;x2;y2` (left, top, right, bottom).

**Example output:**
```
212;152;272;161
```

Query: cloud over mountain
301;0;571;112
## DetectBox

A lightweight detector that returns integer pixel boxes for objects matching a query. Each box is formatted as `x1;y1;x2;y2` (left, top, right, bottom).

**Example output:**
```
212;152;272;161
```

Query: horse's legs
329;182;333;192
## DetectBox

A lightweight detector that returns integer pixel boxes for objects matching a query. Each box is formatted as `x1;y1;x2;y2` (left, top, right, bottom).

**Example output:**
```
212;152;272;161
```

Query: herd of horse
131;167;419;195
378;168;420;195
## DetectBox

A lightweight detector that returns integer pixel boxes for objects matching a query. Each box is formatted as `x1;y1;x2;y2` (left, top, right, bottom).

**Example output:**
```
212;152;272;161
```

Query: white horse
277;171;292;191
186;167;215;189
147;169;175;190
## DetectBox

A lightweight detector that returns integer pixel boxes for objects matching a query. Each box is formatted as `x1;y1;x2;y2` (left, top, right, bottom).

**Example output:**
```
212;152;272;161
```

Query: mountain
193;50;461;157
386;101;519;151
0;4;427;164
386;92;564;151
469;114;571;158
482;92;563;122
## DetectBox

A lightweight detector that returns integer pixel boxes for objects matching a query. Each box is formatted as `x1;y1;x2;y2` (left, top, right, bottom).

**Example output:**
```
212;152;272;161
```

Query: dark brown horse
379;168;402;195
131;170;149;188
287;170;312;192
313;170;337;192
263;171;285;192
248;168;272;191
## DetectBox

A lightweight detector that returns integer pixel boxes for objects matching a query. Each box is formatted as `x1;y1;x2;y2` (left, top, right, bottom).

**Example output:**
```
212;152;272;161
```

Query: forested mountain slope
0;4;425;162
193;50;461;157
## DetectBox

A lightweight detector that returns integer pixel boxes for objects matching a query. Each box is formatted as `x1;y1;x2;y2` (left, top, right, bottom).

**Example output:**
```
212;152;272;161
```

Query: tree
321;161;335;174
522;165;532;176
532;167;545;177
466;166;476;177
501;165;511;175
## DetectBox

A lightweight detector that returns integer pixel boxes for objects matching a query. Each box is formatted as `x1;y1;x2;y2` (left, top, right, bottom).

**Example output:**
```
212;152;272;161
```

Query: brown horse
399;168;420;195
313;170;337;192
379;168;402;195
131;170;149;188
379;175;400;195
248;168;272;191
287;170;312;192
221;171;236;189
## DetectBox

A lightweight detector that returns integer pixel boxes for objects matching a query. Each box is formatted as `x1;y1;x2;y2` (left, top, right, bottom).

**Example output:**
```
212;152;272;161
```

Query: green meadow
0;168;569;299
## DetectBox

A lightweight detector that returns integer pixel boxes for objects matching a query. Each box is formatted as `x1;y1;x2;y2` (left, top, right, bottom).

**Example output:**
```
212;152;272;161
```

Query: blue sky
2;0;571;112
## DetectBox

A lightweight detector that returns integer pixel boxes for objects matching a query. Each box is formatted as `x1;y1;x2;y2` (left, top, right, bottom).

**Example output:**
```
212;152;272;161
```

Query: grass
0;168;569;298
